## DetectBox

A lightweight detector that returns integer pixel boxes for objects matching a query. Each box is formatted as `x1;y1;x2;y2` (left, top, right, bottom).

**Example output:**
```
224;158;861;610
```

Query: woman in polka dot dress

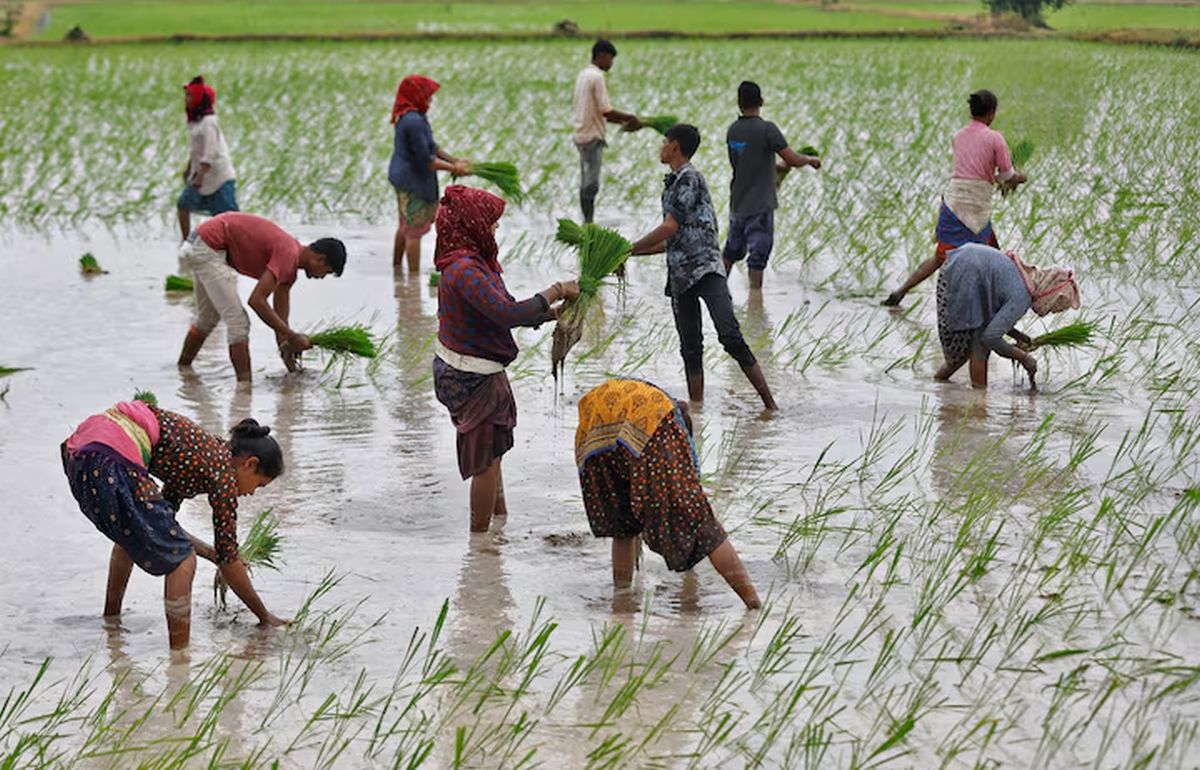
62;400;289;649
574;380;760;608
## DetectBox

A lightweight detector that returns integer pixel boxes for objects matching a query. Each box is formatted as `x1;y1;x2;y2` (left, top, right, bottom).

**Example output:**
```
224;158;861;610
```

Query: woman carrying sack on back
934;243;1080;389
62;400;289;649
431;185;580;532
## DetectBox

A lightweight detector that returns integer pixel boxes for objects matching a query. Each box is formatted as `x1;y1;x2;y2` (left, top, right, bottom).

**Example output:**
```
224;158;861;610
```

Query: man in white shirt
572;39;642;223
177;76;239;241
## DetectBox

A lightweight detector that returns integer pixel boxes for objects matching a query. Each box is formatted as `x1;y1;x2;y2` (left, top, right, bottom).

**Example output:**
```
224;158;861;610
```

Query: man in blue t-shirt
723;81;821;290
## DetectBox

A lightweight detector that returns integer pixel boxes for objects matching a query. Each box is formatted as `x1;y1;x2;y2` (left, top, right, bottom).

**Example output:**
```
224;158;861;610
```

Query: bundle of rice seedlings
555;218;585;248
164;274;193;292
308;324;379;359
799;145;820;157
428;271;440;288
132;389;158;406
1030;320;1095;350
0;366;31;378
79;252;106;275
551;224;632;381
1011;138;1035;169
461;162;524;202
215;509;283;608
639;115;680;135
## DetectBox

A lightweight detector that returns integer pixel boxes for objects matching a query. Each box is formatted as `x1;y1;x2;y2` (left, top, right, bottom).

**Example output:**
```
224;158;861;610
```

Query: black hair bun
230;418;272;439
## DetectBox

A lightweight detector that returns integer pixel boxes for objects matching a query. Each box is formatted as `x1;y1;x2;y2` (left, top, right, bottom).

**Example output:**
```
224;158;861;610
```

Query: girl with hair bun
61;402;289;649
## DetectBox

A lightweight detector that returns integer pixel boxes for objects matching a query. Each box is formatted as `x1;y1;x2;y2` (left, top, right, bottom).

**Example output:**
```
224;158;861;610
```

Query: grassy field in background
22;0;1200;40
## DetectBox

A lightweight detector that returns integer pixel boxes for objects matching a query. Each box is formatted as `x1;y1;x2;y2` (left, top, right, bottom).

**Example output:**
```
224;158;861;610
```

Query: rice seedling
638;115;680;135
308;324;379;359
550;223;631;381
1031;320;1097;350
164;273;193;292
427;271;439;288
215;508;283;608
1011;138;1036;169
78;252;105;274
460;161;524;202
555;217;585;248
0;366;31;377
132;389;157;406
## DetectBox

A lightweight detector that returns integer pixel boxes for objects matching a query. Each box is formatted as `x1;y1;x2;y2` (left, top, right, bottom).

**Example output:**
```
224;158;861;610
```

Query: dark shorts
579;417;726;572
177;179;239;215
63;444;193;576
723;210;775;271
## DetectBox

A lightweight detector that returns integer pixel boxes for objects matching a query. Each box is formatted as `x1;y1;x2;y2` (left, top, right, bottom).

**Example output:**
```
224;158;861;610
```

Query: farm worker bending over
389;74;469;272
629;124;777;410
883;89;1028;307
935;243;1079;389
177;212;347;381
176;75;239;242
431;185;580;532
723;80;821;291
62;402;289;649
575;379;761;609
572;38;643;223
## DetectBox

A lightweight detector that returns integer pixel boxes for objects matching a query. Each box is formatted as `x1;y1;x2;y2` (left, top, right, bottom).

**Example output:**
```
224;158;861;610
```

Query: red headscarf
391;75;440;124
434;186;506;274
183;75;216;123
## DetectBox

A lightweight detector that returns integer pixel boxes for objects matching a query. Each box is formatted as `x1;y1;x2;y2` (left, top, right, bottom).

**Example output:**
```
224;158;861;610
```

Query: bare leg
177;325;208;367
743;362;778;410
469;458;500;532
392;228;406;268
229;340;252;382
612;536;638;587
104;544;135;617
707;540;760;609
723;257;733;275
748;268;764;291
405;237;422;274
934;357;966;382
177;208;191;242
493;461;508;517
968;352;990;389
883;254;942;306
163;553;197;650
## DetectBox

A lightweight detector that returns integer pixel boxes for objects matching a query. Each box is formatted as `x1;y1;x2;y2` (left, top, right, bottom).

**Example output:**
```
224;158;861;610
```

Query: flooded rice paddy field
2;39;1199;768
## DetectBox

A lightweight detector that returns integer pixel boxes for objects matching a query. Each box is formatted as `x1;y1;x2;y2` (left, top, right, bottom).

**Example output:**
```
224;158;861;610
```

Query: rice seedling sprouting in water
215;508;283;608
1030;320;1095;350
551;223;632;381
132;389;158;406
638;115;681;135
308;324;379;359
79;252;106;275
459;161;525;202
164;274;194;292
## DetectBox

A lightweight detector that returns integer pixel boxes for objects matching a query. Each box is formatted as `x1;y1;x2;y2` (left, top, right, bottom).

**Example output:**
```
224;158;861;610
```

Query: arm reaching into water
218;559;289;627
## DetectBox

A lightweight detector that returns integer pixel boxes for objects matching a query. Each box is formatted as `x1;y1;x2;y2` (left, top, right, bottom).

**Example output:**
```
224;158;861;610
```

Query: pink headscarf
1009;252;1081;316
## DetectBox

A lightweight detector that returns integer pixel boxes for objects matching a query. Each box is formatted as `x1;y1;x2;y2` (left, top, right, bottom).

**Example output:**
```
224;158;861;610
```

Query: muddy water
1;207;1197;766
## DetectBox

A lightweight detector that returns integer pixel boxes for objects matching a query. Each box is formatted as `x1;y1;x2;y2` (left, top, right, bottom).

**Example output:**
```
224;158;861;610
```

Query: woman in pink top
883;90;1028;307
176;212;348;381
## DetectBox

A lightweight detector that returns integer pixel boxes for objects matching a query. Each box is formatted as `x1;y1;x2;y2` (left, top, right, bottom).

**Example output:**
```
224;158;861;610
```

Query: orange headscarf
391;75;440;124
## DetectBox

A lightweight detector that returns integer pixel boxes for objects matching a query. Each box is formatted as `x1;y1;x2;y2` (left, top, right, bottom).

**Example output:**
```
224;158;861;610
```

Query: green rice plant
132;389;157;406
1011;138;1036;169
555;218;585;248
215;509;283;608
79;252;105;275
1031;320;1096;350
165;274;193;292
462;162;524;202
308;324;379;359
638;115;680;135
0;366;31;378
427;272;439;288
799;145;820;156
550;224;631;380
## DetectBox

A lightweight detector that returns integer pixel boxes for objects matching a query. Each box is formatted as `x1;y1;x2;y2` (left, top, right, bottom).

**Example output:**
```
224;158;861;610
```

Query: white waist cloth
435;340;506;375
944;178;995;235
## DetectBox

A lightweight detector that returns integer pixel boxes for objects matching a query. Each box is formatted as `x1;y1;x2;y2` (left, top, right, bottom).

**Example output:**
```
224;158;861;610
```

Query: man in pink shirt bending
882;89;1027;307
177;212;347;381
